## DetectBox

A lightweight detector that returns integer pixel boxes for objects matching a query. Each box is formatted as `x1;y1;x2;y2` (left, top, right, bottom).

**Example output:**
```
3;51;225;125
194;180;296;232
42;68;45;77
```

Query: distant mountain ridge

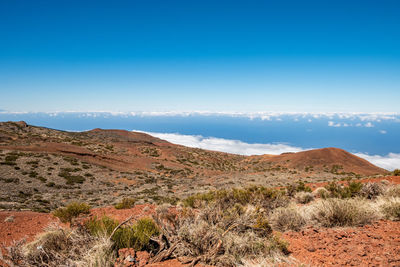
0;121;387;176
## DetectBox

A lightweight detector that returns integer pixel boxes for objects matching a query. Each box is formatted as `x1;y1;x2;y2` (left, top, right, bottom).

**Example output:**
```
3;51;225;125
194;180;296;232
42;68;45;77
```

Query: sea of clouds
136;130;400;171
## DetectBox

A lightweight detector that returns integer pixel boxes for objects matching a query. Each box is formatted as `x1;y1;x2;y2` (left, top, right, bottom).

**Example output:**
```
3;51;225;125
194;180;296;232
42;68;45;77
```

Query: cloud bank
135;130;399;171
135;131;306;155
355;153;400;171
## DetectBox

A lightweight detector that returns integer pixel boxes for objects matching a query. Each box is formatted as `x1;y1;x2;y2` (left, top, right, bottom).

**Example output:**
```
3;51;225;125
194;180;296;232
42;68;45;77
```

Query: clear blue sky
1;0;399;112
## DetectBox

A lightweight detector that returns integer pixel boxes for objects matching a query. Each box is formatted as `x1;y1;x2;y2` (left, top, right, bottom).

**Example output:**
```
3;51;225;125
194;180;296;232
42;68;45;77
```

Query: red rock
136;251;150;266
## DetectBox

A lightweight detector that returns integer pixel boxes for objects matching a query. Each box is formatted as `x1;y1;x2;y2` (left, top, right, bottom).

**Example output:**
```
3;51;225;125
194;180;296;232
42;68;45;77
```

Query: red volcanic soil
283;220;400;266
0;211;57;246
146;260;198;267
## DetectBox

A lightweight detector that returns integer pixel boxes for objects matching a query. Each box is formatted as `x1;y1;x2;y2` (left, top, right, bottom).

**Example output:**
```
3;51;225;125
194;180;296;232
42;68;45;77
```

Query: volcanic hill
0;121;387;211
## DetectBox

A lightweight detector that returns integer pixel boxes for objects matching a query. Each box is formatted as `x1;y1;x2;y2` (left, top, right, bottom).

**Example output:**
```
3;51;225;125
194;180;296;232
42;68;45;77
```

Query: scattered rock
4;215;14;222
116;248;151;267
136;251;150;266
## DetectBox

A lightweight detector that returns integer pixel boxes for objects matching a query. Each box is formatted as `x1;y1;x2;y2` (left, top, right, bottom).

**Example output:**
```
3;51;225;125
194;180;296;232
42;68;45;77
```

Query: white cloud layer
2;110;400;122
136;130;400;171
134;131;306;155
328;121;374;128
355;153;400;171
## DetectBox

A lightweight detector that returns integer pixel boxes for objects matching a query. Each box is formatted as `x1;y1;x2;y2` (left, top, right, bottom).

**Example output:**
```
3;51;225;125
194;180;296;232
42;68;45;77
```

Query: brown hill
258;147;386;176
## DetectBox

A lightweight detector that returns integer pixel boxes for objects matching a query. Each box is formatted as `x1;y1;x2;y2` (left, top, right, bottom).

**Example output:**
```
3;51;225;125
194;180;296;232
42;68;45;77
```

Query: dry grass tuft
385;184;400;198
377;197;400;220
3;224;115;267
313;187;329;198
269;205;306;232
295;192;314;204
309;198;379;227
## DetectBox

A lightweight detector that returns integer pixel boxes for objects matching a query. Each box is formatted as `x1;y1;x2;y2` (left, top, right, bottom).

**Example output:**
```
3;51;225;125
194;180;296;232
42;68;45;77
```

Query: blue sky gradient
1;0;400;112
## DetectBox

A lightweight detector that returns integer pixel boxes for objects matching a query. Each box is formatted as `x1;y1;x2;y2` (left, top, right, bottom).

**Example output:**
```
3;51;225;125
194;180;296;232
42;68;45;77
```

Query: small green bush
114;198;136;209
53;202;90;223
393;169;400;176
58;169;85;185
85;216;160;251
286;181;312;197
313;187;329;198
324;181;362;198
182;186;287;210
46;182;55;187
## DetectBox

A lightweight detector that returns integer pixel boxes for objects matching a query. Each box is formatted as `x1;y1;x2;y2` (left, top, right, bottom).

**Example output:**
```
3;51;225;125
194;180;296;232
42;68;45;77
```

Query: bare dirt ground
283;220;400;266
0;211;57;246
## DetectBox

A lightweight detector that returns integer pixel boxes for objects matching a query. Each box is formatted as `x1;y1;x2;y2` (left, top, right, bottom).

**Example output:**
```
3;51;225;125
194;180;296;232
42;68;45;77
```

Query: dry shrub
152;203;287;266
313;187;329;198
295;192;314;204
310;198;379;227
3;225;115;267
269;206;306;232
379;197;400;220
360;182;385;199
385;185;400;198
